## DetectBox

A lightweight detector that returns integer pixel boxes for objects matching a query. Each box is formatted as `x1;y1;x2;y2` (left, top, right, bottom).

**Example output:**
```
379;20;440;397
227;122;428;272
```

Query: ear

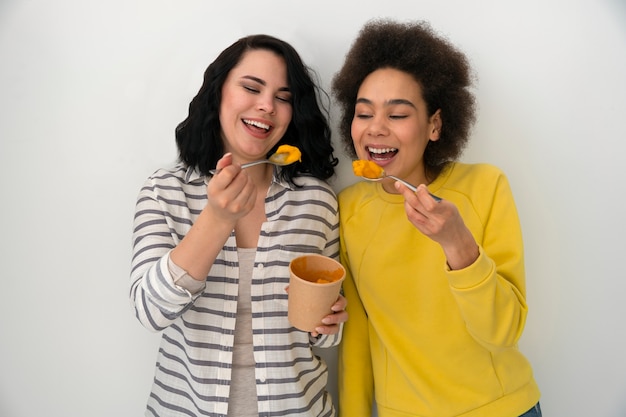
429;109;442;141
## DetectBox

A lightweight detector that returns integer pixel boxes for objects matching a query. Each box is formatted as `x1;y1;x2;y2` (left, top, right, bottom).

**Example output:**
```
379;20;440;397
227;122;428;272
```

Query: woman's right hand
397;182;479;270
206;153;256;223
170;153;256;280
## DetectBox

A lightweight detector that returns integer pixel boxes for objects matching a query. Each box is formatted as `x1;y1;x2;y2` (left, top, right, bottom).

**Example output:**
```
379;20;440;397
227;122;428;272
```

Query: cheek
274;107;292;136
282;106;293;125
218;94;237;125
350;122;364;143
350;125;369;159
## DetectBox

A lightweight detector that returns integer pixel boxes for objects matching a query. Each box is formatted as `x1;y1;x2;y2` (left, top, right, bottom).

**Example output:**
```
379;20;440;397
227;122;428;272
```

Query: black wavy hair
332;19;476;181
176;34;338;183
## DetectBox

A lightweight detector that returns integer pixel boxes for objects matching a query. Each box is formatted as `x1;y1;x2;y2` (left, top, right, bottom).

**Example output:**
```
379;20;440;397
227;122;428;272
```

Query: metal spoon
361;172;442;202
208;149;298;175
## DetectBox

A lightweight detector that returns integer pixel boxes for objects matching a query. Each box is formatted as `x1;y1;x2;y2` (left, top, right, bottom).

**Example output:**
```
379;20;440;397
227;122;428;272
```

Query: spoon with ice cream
209;145;301;175
352;160;441;201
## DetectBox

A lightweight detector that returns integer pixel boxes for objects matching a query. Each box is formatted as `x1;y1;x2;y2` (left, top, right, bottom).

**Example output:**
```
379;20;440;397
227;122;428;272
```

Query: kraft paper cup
288;254;346;332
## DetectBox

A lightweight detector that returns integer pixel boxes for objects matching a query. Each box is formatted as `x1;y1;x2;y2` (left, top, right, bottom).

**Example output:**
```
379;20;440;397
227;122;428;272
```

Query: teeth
244;119;270;130
368;147;397;154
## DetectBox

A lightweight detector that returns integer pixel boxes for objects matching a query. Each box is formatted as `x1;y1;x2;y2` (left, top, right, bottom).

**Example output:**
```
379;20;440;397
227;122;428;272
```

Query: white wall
1;0;625;416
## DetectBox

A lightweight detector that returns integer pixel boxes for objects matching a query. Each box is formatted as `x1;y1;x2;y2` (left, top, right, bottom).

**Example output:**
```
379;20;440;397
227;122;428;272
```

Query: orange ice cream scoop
270;145;302;165
352;160;384;179
313;268;344;284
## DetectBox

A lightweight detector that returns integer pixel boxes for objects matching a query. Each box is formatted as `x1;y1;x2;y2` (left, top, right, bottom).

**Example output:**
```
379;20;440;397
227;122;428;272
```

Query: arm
311;198;347;346
397;170;527;350
338;262;374;416
170;154;254;279
130;155;256;331
336;203;374;415
129;179;201;331
446;173;528;350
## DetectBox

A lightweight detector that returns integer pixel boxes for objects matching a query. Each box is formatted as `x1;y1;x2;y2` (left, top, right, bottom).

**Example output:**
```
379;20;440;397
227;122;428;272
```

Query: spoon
209;145;301;175
352;160;442;201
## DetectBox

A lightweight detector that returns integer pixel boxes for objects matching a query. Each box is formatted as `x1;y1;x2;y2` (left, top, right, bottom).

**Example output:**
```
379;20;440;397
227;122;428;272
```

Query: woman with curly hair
130;34;346;416
332;19;541;417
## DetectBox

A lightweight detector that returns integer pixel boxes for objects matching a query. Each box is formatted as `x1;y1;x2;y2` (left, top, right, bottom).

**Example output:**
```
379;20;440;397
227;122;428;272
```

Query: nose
257;93;275;115
366;114;389;136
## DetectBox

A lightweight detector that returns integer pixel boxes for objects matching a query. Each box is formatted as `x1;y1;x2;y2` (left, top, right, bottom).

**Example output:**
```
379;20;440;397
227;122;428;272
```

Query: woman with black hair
130;34;346;417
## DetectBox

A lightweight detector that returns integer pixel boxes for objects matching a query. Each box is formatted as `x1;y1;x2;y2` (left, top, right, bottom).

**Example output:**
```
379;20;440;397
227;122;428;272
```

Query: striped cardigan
130;164;341;417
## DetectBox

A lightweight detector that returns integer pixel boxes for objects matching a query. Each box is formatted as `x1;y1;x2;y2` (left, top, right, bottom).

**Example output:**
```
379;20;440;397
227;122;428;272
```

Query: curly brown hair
332;19;477;180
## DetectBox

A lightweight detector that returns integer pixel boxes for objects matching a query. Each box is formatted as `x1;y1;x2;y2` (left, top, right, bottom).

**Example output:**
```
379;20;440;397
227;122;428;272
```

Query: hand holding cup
287;254;346;332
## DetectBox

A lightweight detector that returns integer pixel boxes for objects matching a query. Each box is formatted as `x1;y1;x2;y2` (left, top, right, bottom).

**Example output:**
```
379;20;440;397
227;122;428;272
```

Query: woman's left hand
311;294;348;337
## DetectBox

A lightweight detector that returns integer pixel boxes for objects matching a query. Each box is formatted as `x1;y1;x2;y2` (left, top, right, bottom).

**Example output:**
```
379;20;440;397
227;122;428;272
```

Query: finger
208;166;247;199
313;325;337;335
322;310;348;326
213;153;234;174
330;295;347;312
415;184;441;208
394;180;413;197
395;181;422;208
207;171;256;219
405;198;431;224
227;177;256;212
314;320;342;336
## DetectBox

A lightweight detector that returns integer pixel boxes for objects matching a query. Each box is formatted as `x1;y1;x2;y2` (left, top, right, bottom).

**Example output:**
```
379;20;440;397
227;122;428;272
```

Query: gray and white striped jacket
130;164;340;417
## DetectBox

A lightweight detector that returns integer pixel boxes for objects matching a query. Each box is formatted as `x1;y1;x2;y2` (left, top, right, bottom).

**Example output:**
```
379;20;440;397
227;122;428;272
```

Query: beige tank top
227;248;259;416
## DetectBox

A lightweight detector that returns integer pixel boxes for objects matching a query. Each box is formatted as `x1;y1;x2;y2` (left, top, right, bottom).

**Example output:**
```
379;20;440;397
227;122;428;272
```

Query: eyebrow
242;75;290;92
356;97;416;108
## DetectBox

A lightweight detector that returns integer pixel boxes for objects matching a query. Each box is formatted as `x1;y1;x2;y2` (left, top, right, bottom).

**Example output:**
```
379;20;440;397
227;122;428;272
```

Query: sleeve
446;170;528;351
313;188;343;349
129;177;204;332
169;256;206;294
337;207;375;416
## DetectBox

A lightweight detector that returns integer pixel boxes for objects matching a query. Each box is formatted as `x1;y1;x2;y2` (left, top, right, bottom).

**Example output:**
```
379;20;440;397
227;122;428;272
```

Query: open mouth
368;146;398;161
243;119;271;133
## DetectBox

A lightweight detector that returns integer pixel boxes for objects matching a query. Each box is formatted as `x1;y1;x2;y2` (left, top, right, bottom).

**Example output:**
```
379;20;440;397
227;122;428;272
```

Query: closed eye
243;84;260;94
242;84;292;105
276;94;292;104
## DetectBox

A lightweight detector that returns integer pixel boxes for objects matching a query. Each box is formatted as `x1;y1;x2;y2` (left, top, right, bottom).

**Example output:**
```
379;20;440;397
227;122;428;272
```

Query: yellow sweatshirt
338;162;540;417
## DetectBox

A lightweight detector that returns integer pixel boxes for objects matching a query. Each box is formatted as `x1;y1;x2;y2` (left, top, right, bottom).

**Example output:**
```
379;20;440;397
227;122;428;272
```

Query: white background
1;0;625;416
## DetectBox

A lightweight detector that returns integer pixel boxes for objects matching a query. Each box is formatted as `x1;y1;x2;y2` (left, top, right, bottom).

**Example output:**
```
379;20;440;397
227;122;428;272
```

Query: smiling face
351;68;441;193
219;49;293;163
